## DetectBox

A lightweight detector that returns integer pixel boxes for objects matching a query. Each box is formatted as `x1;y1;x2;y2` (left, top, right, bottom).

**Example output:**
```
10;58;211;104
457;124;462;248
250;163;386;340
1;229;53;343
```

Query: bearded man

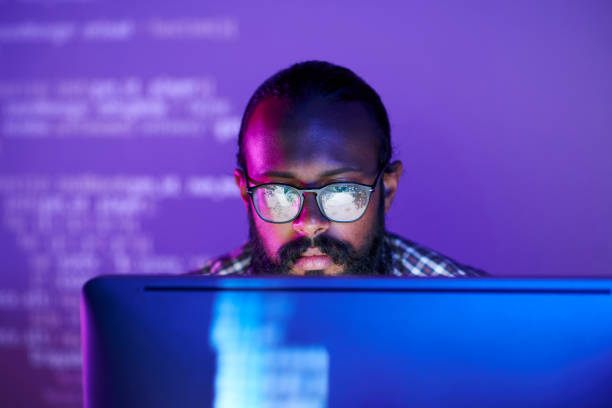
198;61;485;277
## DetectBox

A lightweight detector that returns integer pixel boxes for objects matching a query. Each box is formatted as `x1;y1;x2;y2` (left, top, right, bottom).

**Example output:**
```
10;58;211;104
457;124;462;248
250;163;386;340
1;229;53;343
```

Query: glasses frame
244;164;387;224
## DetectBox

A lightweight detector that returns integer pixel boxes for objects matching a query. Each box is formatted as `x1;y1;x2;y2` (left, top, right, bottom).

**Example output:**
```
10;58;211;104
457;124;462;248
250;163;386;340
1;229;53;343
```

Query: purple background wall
1;0;610;406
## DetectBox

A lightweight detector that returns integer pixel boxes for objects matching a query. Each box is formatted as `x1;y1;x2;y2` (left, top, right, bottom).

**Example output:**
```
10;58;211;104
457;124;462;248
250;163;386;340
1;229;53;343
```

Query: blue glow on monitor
210;292;329;407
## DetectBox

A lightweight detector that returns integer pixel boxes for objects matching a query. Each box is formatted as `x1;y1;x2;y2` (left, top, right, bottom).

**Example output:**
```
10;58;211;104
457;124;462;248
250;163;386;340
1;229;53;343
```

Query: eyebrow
261;167;363;179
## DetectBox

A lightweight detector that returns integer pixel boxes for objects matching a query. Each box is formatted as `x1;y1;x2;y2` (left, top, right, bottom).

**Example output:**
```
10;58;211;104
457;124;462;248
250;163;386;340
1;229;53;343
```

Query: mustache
277;234;357;268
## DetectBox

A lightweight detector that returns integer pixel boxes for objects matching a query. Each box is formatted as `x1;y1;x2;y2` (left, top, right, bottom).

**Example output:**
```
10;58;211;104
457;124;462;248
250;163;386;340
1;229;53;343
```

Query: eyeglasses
245;165;386;223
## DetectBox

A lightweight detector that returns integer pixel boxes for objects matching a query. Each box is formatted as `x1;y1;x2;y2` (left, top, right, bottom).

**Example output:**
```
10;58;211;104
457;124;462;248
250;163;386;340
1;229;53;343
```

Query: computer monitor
81;276;612;407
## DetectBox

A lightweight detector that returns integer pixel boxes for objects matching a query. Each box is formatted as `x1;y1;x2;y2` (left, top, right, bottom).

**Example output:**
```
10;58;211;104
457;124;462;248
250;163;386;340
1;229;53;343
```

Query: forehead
243;98;382;177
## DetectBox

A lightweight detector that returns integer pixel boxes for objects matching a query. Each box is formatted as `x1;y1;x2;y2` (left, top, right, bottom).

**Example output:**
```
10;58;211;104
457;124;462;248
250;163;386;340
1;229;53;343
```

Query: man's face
236;97;401;275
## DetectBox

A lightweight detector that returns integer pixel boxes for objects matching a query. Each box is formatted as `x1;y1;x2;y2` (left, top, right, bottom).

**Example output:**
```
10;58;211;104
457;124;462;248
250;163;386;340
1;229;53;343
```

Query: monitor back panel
81;277;612;408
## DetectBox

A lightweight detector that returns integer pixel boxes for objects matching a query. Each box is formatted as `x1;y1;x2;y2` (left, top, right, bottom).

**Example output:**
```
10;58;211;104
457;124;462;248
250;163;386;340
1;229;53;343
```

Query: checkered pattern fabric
194;232;485;277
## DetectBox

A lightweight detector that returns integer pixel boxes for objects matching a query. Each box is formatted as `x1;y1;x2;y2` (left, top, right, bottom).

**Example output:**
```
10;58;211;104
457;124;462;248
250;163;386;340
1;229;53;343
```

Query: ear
234;168;250;208
382;160;403;214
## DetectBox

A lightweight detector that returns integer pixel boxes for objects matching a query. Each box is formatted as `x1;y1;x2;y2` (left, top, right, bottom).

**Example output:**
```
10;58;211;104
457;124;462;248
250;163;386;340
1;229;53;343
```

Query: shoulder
385;232;486;277
190;242;253;276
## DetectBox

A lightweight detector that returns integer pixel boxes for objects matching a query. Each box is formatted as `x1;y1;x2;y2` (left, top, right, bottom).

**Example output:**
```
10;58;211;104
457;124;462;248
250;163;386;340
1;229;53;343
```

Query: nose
292;192;330;238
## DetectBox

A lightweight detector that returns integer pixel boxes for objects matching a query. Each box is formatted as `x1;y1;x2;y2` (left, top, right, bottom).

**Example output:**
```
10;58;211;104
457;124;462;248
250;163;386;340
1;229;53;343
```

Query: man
198;61;485;277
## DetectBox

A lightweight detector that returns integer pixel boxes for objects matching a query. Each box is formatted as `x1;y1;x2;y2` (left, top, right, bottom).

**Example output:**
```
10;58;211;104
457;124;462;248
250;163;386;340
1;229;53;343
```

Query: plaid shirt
195;232;485;277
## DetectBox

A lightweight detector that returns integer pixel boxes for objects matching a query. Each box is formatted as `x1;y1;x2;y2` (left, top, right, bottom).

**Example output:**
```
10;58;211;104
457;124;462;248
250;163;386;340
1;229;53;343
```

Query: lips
294;247;333;270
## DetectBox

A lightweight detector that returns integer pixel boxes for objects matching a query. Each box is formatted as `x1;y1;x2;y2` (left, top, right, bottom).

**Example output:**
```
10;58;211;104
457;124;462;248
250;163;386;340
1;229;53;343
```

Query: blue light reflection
210;292;329;408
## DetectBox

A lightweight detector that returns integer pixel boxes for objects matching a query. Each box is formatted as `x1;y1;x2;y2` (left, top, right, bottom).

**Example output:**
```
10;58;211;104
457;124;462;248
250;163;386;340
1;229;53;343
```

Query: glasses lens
319;184;371;222
252;184;301;222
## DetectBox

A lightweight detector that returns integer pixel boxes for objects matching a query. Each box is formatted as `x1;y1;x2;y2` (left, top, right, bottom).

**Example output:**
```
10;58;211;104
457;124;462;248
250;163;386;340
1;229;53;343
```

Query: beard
247;191;391;276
